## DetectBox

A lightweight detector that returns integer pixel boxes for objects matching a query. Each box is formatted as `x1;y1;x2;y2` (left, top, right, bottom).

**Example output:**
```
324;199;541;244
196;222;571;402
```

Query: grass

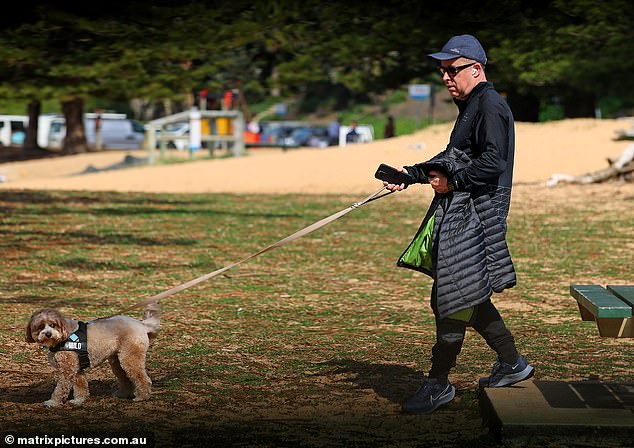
1;186;633;447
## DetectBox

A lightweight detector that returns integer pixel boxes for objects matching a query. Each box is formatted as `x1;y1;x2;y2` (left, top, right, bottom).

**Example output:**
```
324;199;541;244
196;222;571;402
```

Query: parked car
152;122;190;150
338;124;374;146
38;115;65;148
84;117;145;150
40;113;145;150
258;121;305;146
0;115;28;146
281;126;330;148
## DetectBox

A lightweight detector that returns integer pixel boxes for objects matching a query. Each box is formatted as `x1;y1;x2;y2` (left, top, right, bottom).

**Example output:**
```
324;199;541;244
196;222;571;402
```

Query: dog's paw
132;395;150;402
68;398;86;406
43;399;63;408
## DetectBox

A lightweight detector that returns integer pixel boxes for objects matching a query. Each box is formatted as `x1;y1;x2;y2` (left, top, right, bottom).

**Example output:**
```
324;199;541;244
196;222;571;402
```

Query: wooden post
146;124;156;164
232;112;244;157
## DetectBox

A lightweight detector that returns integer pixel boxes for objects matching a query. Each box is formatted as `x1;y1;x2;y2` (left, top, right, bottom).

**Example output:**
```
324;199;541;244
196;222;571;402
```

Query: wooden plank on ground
480;380;634;441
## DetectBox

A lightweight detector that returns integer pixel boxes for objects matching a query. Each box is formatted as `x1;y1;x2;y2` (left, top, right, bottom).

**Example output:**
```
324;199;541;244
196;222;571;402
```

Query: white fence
146;109;245;163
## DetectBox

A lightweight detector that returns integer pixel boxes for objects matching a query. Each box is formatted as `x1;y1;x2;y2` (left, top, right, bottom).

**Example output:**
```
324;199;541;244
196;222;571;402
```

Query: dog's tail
142;301;161;340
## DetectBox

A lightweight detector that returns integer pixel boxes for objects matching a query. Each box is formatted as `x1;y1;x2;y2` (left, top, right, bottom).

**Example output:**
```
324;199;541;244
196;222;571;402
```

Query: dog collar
49;321;90;370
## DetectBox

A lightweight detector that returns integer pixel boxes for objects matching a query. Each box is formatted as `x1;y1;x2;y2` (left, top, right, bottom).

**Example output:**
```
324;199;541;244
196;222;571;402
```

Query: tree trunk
23;99;41;151
562;91;596;118
547;144;634;186
507;91;540;122
62;97;89;154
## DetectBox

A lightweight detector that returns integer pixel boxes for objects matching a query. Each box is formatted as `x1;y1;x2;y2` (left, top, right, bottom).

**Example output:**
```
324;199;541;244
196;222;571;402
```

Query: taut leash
116;186;392;315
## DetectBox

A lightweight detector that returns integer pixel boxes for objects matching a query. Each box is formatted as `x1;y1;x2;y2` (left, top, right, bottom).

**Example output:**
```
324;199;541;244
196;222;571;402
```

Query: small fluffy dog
25;303;160;407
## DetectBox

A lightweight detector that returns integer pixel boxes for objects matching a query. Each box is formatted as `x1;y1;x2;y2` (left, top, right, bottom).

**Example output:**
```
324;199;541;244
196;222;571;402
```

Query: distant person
345;121;360;144
94;108;104;150
383;34;534;414
247;120;261;134
328;117;341;146
383;115;395;138
245;121;261;145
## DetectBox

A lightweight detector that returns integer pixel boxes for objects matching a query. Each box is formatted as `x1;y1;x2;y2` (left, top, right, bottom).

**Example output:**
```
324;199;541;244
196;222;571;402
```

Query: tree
24;99;41;150
0;1;235;153
484;0;634;118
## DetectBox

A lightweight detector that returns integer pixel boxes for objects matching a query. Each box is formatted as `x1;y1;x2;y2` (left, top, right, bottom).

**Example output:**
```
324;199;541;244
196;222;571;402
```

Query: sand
0;118;633;194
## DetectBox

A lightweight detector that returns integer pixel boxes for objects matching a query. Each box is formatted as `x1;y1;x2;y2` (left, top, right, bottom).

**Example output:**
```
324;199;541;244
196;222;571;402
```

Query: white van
37;113;145;149
84;116;146;149
338;124;375;147
37;114;65;148
0;115;28;146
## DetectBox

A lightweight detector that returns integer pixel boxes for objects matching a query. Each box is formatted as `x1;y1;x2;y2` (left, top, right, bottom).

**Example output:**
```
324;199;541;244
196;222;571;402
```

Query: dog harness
49;321;91;370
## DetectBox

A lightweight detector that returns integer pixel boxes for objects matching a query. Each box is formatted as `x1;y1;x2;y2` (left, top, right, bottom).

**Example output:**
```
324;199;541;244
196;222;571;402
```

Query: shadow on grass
0;379;117;405
0;295;99;308
55;258;167;270
0;190;190;206
0;190;302;219
0;228;199;247
321;358;422;404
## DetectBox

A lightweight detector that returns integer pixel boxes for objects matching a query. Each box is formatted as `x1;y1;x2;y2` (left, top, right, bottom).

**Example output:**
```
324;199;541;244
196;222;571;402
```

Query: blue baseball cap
428;34;487;65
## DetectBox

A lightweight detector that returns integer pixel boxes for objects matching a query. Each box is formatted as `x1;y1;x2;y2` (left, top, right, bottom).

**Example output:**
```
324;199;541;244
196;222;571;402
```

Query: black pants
428;284;519;384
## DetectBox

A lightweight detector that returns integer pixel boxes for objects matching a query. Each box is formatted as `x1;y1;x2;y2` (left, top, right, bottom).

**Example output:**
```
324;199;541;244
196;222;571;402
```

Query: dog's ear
57;316;71;341
25;309;41;343
25;318;36;343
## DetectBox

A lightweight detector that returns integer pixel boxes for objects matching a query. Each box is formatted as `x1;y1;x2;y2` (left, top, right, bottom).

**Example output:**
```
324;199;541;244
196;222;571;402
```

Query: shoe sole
402;385;456;414
488;365;535;387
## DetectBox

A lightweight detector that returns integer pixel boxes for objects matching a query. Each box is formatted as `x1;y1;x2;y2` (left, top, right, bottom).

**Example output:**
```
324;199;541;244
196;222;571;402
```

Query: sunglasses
438;62;476;77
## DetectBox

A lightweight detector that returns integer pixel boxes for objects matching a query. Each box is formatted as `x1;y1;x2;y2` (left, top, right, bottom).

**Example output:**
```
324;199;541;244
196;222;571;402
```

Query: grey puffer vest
397;148;516;319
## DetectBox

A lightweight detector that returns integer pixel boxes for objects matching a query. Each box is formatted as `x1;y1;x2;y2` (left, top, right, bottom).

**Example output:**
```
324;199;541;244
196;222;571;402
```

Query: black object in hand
374;163;413;185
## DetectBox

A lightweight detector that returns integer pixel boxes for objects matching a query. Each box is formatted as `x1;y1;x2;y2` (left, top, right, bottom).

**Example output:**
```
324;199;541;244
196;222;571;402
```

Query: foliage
1;1;634;119
538;98;565;122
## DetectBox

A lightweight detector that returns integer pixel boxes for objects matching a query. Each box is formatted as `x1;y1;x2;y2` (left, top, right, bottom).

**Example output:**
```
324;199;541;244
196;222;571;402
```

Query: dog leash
116;186;393;314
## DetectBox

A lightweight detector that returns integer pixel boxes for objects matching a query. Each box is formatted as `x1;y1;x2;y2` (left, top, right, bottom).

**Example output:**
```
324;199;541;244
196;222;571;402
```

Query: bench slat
607;285;634;308
570;285;632;318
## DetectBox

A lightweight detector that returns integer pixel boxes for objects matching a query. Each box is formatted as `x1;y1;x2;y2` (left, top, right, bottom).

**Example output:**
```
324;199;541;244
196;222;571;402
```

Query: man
346;121;360;144
384;34;534;414
328;117;341;146
384;115;395;139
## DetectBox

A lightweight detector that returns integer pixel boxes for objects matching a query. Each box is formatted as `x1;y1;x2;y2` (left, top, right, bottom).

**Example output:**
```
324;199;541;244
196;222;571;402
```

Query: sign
408;84;431;100
274;103;287;116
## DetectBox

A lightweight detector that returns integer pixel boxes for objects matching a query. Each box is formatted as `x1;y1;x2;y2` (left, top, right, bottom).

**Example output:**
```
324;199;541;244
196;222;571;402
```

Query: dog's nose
44;330;52;338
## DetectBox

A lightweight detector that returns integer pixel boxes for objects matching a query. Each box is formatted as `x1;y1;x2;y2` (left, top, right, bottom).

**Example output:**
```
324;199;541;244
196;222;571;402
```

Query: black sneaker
479;355;535;388
402;378;456;414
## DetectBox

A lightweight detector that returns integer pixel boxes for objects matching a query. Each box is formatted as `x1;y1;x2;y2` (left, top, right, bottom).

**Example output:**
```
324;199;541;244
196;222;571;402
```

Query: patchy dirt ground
1;119;633;448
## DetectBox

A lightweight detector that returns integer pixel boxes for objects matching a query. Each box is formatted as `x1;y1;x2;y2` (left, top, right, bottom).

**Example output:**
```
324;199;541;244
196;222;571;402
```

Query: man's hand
428;170;453;193
383;167;408;191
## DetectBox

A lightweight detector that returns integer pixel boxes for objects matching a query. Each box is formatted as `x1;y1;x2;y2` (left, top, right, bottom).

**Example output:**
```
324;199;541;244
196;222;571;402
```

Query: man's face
439;58;478;100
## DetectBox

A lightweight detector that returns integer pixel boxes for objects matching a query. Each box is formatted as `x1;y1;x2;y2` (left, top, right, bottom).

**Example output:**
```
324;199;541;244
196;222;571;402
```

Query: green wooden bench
570;284;634;338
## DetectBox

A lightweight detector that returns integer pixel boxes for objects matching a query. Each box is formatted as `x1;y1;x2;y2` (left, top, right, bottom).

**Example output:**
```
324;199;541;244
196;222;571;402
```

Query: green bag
446;306;475;323
399;214;435;271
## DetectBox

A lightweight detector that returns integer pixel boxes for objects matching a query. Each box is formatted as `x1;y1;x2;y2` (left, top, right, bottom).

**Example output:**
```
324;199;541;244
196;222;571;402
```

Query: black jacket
407;82;515;220
398;82;516;319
